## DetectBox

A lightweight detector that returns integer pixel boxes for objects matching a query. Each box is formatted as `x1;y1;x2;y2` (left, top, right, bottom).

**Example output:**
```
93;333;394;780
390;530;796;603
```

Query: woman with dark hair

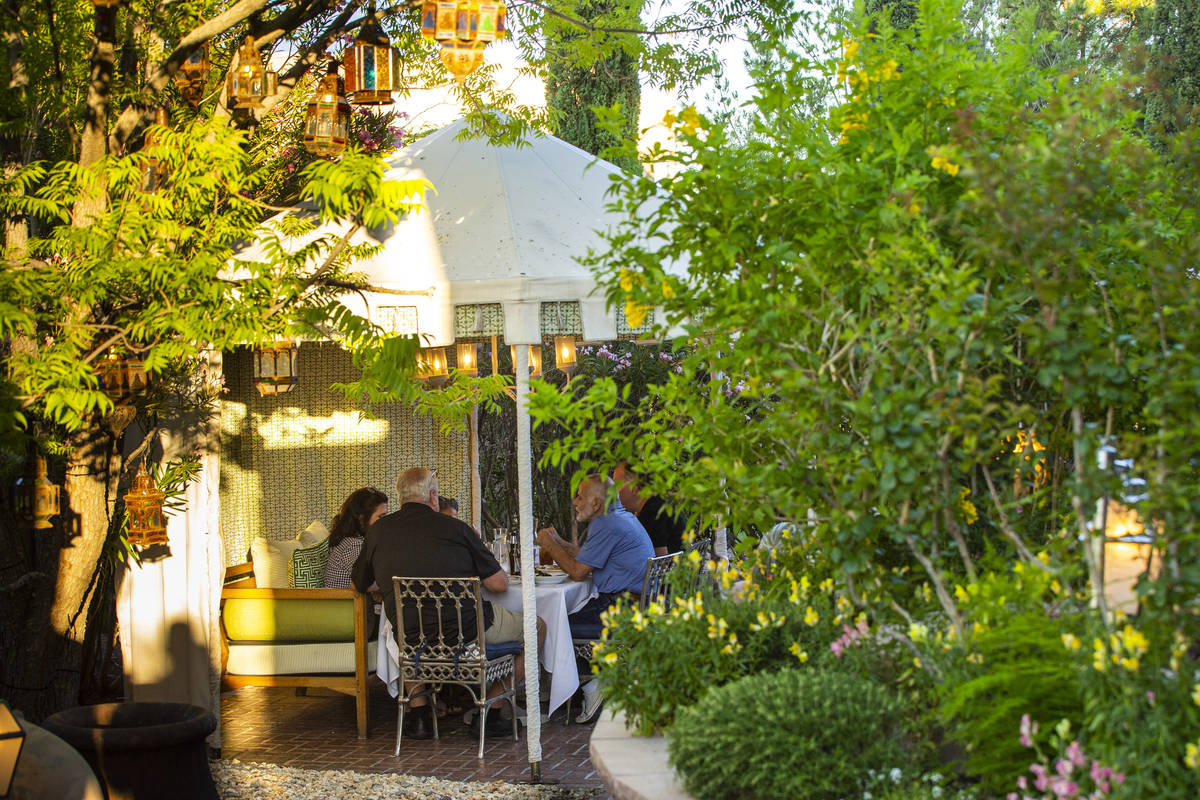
323;487;388;588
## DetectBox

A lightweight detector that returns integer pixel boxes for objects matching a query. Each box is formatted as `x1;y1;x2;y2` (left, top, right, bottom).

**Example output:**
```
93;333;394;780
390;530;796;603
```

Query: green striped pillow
288;537;330;588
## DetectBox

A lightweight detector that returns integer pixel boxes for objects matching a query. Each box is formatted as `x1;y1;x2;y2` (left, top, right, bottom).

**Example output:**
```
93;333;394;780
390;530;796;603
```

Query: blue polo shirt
576;504;654;594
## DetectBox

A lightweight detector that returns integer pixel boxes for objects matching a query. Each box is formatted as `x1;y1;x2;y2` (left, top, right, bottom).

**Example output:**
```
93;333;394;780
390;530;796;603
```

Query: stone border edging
588;709;692;800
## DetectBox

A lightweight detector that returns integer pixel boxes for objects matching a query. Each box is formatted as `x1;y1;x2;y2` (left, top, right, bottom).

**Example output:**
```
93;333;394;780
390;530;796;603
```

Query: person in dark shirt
612;463;687;556
352;467;543;738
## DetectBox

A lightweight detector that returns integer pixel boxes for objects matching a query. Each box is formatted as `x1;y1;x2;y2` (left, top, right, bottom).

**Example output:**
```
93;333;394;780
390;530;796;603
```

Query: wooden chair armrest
224;562;257;588
221;587;361;600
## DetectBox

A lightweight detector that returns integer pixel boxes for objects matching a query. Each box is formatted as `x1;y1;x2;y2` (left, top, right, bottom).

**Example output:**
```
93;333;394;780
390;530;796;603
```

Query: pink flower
1066;741;1085;768
1031;763;1049;791
1020;714;1038;748
1056;758;1074;778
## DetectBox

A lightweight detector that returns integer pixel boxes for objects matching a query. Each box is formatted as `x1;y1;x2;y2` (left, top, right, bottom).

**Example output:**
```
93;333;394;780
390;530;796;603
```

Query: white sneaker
574;689;603;724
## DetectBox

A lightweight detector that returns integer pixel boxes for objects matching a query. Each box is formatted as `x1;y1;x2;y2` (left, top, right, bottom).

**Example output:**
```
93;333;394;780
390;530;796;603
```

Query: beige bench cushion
225;640;379;676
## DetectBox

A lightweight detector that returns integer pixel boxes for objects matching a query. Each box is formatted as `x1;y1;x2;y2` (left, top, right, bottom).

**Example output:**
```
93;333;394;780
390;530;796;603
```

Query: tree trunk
35;422;120;718
73;4;117;223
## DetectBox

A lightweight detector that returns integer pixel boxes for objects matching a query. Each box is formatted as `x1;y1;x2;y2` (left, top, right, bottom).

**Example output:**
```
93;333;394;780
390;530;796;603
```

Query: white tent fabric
289;118;663;346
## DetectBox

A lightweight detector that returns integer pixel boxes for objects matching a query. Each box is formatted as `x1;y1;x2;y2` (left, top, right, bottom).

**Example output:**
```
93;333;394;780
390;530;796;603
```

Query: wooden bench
219;563;374;738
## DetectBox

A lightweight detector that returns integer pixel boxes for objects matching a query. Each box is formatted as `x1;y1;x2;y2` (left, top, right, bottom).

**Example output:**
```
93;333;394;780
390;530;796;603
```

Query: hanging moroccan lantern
16;456;60;531
125;464;167;547
141;107;170;193
175;43;210;106
98;350;148;402
226;35;277;110
554;335;577;376
420;0;505;81
417;347;450;387
303;63;351;156
455;342;480;377
345;6;400;105
252;339;300;396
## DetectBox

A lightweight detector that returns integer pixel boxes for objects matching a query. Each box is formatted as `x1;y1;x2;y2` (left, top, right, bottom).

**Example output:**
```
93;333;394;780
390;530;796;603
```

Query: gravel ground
212;760;603;800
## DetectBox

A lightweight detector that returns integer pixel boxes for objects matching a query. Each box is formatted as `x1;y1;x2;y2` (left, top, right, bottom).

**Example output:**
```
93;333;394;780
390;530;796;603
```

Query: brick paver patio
220;680;610;795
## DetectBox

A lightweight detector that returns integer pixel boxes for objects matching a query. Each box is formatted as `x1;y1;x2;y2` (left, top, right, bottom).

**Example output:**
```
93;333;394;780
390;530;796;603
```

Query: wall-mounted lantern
510;344;542;378
554;335;577;376
417;347;450;387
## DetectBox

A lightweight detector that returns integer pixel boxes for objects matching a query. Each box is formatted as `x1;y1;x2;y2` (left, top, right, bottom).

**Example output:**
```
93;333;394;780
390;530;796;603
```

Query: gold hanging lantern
125;464;167;547
98;350;148;402
510;344;542;378
345;5;400;105
16;456;60;531
141;107;170;193
455;342;480;377
417;347;450;387
421;0;504;81
175;43;210;106
252;339;299;395
303;63;351;156
226;35;277;110
554;335;577;376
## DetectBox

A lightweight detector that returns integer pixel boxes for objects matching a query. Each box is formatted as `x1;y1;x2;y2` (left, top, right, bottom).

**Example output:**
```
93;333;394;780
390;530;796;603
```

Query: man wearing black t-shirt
613;463;687;556
352;467;543;739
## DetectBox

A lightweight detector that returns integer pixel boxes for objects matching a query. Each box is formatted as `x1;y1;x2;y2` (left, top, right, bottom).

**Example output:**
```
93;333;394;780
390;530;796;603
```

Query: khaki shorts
483;603;523;645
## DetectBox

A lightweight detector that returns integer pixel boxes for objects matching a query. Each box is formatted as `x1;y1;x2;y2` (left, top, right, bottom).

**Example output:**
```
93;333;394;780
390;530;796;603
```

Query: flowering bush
1007;716;1125;800
668;668;909;800
592;544;845;734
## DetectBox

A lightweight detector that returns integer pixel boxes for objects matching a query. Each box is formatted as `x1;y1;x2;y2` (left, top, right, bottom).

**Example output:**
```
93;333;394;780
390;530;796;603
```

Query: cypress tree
545;0;642;173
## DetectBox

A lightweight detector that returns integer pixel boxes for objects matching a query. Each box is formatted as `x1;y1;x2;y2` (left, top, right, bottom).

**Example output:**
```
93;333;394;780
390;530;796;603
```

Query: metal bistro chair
392;576;520;759
565;551;682;724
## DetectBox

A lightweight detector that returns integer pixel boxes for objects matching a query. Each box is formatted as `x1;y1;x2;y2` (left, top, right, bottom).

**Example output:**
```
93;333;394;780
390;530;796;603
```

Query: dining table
375;575;596;717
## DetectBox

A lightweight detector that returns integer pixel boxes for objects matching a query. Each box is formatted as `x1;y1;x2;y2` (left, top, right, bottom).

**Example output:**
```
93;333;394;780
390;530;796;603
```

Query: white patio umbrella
255;118;681;779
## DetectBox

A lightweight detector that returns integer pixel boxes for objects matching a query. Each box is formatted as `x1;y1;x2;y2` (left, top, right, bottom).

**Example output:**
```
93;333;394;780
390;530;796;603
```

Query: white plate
535;575;570;586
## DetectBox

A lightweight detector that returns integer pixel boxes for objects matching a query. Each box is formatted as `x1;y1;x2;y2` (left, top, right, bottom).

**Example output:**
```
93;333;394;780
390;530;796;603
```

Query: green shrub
937;611;1084;793
667;668;909;800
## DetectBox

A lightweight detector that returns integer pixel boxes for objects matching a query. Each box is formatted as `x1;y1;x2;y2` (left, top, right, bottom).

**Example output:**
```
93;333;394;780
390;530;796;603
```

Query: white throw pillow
299;519;330;547
249;520;331;588
249;537;303;588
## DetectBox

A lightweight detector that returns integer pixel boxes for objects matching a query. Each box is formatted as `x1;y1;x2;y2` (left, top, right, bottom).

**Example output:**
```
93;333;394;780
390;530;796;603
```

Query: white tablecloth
376;577;595;716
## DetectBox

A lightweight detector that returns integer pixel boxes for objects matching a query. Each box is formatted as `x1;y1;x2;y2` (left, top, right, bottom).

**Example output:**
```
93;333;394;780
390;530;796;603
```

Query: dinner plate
534;574;570;586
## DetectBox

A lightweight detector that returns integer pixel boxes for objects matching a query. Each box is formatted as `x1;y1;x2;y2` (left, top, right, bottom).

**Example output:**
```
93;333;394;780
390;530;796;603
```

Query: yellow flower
678;105;703;135
909;622;929;643
842;38;859;61
931;155;960;176
1186;742;1200;770
819;578;834;593
618;268;635;292
954;584;969;603
966;652;984;665
624;300;649;329
789;642;809;663
800;575;811;595
1119;657;1140;672
602;652;619;665
907;200;921;214
661;280;675;299
836;594;852;612
913;656;922;668
875;58;900;81
958;486;978;525
1062;633;1081;651
1191;683;1200;706
804;606;820;627
1051;580;1063;596
1120;625;1149;655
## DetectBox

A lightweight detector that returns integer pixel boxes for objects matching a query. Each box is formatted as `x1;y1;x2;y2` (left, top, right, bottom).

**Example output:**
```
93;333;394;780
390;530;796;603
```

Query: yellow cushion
223;597;356;642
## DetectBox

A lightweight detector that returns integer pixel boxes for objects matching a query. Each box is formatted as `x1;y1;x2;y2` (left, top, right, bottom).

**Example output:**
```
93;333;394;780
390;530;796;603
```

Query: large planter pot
41;702;218;800
7;712;104;800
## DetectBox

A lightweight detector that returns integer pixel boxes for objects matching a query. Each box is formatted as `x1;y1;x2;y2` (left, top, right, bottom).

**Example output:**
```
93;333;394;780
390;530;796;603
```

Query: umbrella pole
513;343;546;781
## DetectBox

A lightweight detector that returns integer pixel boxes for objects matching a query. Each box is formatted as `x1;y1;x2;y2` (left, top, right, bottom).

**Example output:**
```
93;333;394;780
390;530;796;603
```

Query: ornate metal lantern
226;35;277;110
252;340;299;396
175;43;210;106
16;456;60;531
345;7;400;105
417;347;450;387
303;63;351;156
554;335;577;376
1101;499;1157;616
455;342;480;377
141;107;169;192
510;344;542;378
125;464;167;547
0;701;25;797
420;0;505;81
